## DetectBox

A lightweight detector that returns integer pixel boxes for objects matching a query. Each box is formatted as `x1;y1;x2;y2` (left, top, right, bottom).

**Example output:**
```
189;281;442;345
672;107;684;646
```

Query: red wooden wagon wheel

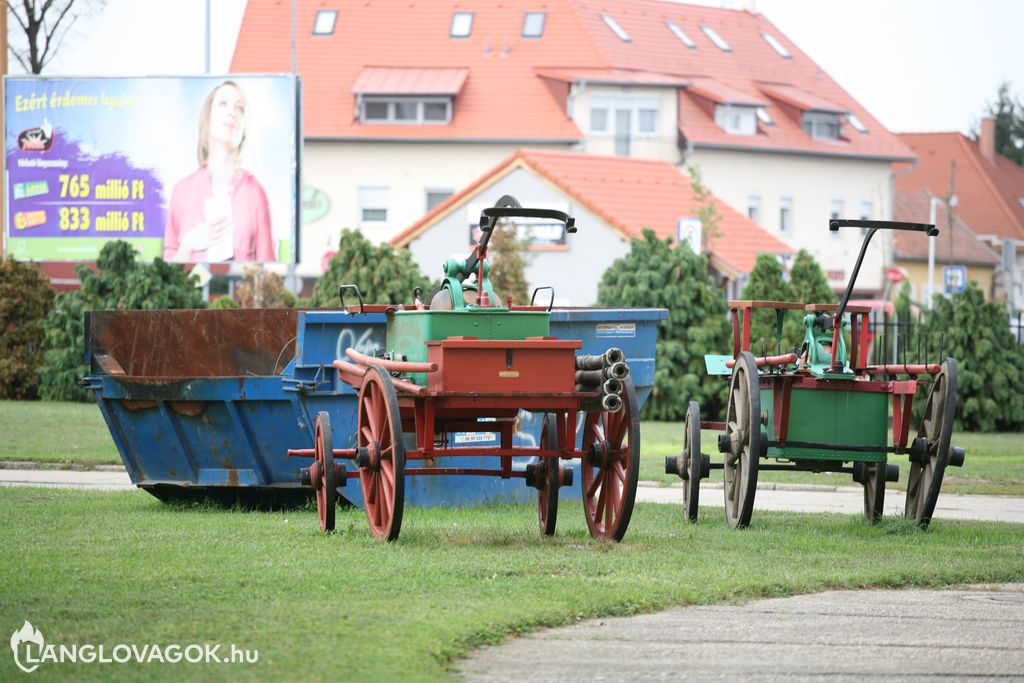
724;351;761;529
537;414;560;537
581;378;640;541
313;411;336;533
356;366;406;541
906;358;956;529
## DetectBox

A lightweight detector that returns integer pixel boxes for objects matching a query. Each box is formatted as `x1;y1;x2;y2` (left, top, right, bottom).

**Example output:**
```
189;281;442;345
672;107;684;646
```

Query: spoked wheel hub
581;378;641;542
356;366;406;541
723;352;762;529
906;358;958;529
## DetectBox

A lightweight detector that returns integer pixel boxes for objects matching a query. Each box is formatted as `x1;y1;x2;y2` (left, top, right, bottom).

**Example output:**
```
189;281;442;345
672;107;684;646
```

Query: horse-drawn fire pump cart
666;219;965;529
288;197;640;542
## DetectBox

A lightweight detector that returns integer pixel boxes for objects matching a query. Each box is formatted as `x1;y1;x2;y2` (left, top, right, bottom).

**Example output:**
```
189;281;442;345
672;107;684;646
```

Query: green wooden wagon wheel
357;366;406;541
313;411;336;533
724;351;761;529
537;414;560;537
682;400;703;522
906;358;957;529
581;378;640;541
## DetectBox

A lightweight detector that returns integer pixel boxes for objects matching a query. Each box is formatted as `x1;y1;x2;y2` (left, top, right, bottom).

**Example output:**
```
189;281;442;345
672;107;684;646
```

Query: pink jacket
163;167;274;262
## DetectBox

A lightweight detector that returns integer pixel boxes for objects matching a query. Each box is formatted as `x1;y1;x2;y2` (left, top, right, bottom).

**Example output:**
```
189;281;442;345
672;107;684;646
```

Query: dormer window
666;21;696;48
361;97;451;124
601;14;631;42
802;111;841;140
450;12;473;38
715;104;757;135
313;10;337;36
700;25;731;52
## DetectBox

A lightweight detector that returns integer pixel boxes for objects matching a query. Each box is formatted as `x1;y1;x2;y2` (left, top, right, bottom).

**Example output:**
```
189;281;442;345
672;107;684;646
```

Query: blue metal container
84;306;666;507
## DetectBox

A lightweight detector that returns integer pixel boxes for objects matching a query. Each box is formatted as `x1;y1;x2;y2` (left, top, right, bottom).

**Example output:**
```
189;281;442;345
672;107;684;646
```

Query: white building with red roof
233;0;914;292
391;149;792;304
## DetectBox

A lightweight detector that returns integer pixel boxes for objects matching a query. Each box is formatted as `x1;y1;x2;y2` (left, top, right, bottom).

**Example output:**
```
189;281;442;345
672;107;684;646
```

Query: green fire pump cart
666;219;965;529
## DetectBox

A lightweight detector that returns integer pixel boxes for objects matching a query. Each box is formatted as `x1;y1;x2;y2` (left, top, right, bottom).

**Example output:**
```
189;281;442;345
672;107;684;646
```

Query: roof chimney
980;116;996;163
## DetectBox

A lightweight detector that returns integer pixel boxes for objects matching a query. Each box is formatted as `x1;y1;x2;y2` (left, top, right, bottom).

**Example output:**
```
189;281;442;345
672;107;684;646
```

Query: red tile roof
392;149;792;274
231;0;913;159
687;78;767;106
351;67;469;95
759;84;844;114
892;189;999;266
895;133;1024;240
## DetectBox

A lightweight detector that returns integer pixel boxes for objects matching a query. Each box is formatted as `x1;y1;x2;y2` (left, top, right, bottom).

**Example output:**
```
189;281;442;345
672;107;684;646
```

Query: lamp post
926;194;957;309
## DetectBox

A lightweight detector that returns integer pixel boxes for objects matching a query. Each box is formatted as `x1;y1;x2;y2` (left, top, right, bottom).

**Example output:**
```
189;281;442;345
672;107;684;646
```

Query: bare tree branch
7;0;107;74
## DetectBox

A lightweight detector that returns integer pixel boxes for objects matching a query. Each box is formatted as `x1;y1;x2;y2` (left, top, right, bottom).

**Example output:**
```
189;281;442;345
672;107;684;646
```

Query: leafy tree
915;282;1024;431
687;164;723;250
740;254;794;354
312;229;429;307
210;295;239;309
487;219;531;305
7;0;108;74
783;249;837;345
38;241;204;401
980;82;1024;167
0;258;55;398
597;229;730;420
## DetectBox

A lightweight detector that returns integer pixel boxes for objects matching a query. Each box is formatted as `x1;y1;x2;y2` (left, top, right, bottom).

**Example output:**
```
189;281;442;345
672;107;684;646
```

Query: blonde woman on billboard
163;80;274;263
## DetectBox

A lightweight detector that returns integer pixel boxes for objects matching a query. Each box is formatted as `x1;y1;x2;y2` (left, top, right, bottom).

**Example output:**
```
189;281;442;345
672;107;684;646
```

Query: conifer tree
312;229;429;307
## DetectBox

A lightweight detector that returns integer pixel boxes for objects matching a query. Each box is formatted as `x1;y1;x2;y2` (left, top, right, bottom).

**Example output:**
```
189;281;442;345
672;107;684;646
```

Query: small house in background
391;149;792;305
896;122;1024;311
892;189;1000;304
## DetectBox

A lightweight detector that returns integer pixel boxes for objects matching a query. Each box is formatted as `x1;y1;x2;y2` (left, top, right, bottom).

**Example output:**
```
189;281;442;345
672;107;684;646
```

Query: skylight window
522;12;546;38
450;12;473;38
847;112;868;133
313;10;337;36
601;14;631;42
666;21;696;48
761;32;791;58
756;107;774;125
1018;198;1024;209
700;25;730;52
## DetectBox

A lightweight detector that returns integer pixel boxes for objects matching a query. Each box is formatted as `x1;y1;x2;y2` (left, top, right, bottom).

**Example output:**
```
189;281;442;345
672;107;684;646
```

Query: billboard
4;75;298;263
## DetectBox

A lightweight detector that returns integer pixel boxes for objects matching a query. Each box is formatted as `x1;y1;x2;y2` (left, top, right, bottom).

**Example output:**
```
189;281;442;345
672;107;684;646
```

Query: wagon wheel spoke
587;469;604;499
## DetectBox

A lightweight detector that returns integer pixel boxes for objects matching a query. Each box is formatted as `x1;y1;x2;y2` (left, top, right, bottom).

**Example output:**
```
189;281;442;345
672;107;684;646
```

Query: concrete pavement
456;584;1024;682
1;464;1022;524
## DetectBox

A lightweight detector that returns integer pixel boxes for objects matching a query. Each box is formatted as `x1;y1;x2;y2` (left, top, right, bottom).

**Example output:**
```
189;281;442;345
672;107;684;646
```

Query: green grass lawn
0;400;119;465
2;400;1022;495
0;488;1021;681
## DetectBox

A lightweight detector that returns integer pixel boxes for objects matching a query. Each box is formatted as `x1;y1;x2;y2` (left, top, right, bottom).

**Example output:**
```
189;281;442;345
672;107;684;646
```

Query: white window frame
450;12;473;38
847;112;868;133
780;196;793;234
714;104;757;136
522;12;546;38
359;186;389;223
360;97;452;124
700;25;731;51
756;107;774;126
313;10;338;36
802;111;841;140
747;195;761;224
425;188;454;213
761;32;791;58
601;14;631;42
589;96;660;138
859;199;873;234
666;21;696;48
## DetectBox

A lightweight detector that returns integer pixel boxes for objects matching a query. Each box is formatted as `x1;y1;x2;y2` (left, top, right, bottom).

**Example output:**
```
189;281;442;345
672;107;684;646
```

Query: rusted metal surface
87;309;297;378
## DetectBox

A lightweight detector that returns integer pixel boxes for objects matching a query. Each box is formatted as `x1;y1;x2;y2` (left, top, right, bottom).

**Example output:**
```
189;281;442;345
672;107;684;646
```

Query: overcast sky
15;0;1024;136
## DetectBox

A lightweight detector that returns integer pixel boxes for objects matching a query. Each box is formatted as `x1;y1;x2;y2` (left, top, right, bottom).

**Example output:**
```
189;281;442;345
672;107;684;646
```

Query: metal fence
864;310;1024;366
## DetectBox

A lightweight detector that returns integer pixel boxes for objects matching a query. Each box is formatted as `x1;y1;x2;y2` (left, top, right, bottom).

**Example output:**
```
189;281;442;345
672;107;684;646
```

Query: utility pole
2;4;7;257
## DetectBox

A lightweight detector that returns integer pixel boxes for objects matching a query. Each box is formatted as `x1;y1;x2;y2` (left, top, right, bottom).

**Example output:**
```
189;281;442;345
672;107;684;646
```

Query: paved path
456;584;1024;682
2;466;1021;524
